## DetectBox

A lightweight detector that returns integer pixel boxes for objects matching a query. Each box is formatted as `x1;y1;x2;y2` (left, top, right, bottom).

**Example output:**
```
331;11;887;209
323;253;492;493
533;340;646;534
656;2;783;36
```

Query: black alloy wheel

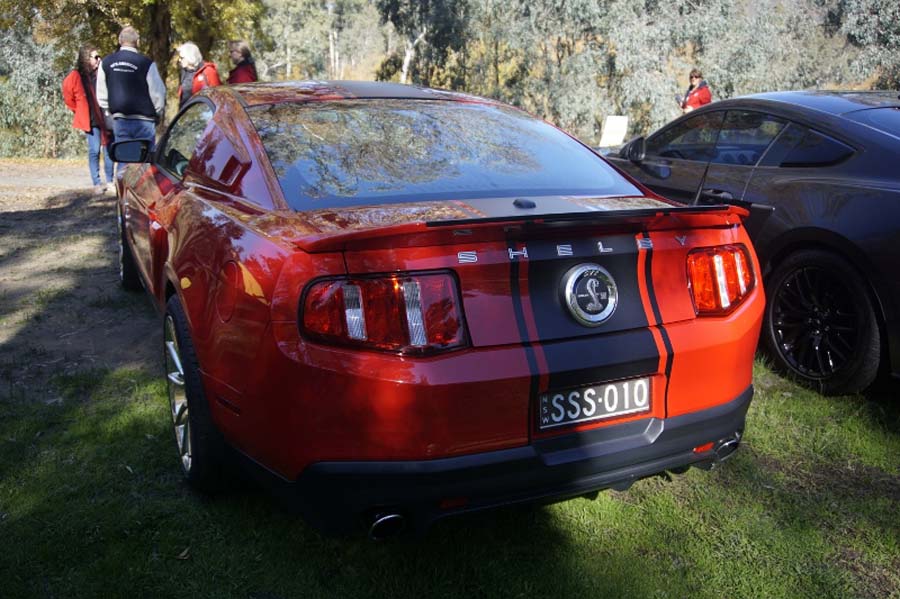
763;249;880;396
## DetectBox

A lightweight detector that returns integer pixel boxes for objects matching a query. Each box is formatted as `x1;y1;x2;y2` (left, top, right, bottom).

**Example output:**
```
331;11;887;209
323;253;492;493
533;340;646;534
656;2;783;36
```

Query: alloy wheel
770;265;861;379
164;314;191;473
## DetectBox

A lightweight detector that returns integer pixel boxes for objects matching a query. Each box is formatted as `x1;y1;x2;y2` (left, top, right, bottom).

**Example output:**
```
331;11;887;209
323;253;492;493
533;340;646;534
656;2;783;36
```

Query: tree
835;0;900;87
0;25;81;157
259;0;389;80
0;0;264;82
375;0;469;85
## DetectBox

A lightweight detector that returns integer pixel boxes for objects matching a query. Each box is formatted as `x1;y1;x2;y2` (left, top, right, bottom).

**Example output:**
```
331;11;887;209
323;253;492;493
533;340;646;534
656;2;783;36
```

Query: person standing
62;44;113;194
96;26;166;150
176;42;221;108
226;40;258;84
679;68;712;114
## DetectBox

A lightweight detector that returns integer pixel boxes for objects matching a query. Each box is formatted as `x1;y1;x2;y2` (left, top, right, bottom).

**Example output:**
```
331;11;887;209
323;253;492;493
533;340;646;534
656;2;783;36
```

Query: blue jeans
112;118;157;151
86;127;114;185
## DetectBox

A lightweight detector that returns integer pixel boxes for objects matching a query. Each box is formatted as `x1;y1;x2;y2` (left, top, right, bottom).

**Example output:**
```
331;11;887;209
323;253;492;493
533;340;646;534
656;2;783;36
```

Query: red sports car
111;81;763;539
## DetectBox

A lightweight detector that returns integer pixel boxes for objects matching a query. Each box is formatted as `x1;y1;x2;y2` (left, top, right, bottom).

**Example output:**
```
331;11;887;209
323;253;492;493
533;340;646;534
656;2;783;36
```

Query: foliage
0;27;81;158
375;0;469;85
836;0;900;87
258;0;389;80
0;0;895;156
0;0;264;82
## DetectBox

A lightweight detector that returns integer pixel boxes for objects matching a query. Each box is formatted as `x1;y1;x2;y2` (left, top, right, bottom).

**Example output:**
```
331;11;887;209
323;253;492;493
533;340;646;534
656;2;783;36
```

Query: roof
738;90;900;116
216;80;498;108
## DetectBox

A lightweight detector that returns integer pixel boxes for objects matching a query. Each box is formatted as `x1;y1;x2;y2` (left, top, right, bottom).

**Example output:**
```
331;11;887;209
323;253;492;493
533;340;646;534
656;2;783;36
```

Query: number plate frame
537;377;651;431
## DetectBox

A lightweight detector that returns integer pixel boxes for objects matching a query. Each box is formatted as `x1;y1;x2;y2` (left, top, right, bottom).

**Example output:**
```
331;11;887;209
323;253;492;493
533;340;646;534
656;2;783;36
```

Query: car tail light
687;244;754;315
300;272;467;354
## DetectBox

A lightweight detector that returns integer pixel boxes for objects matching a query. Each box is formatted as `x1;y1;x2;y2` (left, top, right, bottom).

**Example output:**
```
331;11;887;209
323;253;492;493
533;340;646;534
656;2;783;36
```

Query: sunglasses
91;55;101;60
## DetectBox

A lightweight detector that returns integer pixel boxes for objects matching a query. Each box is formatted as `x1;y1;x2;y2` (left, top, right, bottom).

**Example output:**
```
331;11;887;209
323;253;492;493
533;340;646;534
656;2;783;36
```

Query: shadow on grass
863;376;900;435
0;366;710;599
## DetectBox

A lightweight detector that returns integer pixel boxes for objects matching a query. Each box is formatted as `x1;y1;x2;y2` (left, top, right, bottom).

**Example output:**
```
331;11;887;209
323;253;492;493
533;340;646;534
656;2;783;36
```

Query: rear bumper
283;384;753;535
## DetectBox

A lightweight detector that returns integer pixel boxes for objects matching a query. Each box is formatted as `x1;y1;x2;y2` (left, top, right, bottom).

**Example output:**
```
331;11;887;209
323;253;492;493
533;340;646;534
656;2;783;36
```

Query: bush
0;27;82;158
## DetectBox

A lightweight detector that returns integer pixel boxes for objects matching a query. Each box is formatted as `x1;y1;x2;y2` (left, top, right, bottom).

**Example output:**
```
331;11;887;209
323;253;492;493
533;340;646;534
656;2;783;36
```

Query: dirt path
0;159;159;401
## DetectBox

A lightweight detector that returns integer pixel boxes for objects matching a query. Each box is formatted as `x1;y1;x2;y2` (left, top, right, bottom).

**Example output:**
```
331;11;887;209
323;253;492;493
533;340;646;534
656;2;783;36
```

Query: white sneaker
93;184;107;194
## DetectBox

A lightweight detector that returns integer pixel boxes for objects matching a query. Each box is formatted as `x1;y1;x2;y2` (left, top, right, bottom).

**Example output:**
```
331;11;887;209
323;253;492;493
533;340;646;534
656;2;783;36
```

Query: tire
762;249;880;395
117;203;142;292
164;295;229;493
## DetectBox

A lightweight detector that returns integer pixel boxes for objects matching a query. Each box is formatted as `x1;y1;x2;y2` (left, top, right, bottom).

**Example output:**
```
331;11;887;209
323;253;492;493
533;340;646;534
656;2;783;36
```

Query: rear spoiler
291;203;753;253
423;203;741;227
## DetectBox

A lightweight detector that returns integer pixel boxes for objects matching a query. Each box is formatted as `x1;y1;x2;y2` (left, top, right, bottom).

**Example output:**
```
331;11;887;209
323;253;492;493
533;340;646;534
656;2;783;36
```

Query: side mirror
109;139;152;163
622;136;646;162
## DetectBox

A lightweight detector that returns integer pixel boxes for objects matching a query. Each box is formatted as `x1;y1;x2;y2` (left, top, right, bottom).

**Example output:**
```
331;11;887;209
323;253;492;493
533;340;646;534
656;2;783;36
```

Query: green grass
0;363;897;599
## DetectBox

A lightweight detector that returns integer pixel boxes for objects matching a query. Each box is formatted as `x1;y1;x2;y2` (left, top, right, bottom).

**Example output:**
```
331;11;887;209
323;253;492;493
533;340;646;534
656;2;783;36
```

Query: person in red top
62;44;113;194
176;42;221;108
227;40;258;84
679;68;712;114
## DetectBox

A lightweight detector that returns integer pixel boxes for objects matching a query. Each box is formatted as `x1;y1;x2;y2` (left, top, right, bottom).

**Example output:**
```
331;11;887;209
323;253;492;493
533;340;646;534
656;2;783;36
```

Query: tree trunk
286;44;292;80
400;28;427;85
146;0;172;82
329;29;336;78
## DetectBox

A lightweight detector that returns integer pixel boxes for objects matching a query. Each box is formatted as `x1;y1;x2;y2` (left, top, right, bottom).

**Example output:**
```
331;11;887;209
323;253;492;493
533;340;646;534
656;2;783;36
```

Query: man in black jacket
96;26;166;150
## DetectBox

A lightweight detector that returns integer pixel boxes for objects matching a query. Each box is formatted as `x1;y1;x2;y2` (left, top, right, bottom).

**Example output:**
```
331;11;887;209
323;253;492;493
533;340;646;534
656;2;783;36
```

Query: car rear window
845;107;900;138
247;100;641;210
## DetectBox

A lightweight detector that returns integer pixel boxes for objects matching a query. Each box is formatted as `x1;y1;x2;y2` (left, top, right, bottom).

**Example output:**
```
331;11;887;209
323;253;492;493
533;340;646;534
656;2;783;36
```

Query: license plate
538;377;651;430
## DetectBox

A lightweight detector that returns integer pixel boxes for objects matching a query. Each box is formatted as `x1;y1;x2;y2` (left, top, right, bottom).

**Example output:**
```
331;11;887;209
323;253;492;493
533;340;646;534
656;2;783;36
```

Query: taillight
300;272;467;354
687;244;755;315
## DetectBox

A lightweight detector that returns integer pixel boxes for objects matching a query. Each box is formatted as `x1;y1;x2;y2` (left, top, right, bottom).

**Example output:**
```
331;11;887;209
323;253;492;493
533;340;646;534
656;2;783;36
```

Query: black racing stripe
508;246;542;432
642;232;674;394
525;234;659;395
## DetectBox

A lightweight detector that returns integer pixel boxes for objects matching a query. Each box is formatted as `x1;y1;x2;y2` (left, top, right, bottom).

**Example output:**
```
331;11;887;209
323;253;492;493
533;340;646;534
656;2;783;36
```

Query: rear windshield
247;100;641;210
845;107;900;138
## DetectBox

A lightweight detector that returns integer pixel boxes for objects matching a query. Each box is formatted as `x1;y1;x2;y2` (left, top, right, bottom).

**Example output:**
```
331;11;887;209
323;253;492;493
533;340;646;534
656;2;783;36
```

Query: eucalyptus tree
260;0;390;80
0;25;80;157
836;0;900;87
0;0;264;81
375;0;469;85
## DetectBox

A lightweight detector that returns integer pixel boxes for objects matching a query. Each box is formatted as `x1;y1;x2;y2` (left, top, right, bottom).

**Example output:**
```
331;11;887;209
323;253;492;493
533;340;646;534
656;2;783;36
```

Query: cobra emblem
562;263;618;327
585;278;607;311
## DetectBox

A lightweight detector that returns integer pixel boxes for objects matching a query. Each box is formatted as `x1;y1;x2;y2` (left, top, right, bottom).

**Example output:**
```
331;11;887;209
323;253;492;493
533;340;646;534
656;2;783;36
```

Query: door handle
700;188;734;202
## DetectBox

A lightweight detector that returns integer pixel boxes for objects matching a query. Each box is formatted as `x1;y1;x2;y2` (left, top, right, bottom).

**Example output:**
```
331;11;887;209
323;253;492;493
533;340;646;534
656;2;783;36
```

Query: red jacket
227;61;257;84
178;62;221;103
683;81;712;111
62;70;109;144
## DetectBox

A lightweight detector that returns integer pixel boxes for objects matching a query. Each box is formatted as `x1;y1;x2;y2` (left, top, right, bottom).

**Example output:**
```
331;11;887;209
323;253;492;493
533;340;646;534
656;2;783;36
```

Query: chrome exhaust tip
368;513;406;541
714;431;742;462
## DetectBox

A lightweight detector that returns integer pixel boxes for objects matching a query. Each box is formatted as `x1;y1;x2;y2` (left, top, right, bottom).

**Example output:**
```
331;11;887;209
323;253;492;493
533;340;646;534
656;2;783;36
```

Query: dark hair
689;68;703;79
229;40;253;61
76;44;97;76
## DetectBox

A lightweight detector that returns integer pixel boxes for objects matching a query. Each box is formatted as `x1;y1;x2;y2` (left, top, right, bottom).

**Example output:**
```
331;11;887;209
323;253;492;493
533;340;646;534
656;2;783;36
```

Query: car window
247;100;642;210
158;102;214;178
844;107;900;137
780;129;854;168
645;112;725;161
711;111;785;166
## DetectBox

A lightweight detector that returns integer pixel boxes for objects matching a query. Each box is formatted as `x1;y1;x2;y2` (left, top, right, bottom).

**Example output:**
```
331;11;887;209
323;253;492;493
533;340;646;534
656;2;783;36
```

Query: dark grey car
607;91;900;395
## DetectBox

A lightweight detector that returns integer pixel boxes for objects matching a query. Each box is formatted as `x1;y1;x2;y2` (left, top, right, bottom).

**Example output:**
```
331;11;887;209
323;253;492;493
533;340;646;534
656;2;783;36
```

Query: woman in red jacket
176;42;221;108
680;68;712;113
62;44;113;194
227;40;258;84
